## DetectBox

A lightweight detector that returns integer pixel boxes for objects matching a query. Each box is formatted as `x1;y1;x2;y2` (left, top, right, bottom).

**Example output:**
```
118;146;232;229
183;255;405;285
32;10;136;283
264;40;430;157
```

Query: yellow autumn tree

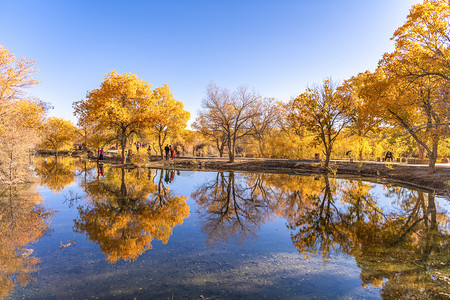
39;117;77;156
287;79;352;168
0;100;45;184
377;0;450;173
73;71;157;163
340;71;382;161
0;46;47;184
143;84;190;159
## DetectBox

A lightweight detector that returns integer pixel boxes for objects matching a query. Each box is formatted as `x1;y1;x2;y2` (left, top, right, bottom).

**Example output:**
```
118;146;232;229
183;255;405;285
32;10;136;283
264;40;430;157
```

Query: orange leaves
74;168;189;263
40;117;77;153
0;46;45;184
79;71;155;128
73;71;189;163
384;0;450;81
0;45;39;102
286;79;352;167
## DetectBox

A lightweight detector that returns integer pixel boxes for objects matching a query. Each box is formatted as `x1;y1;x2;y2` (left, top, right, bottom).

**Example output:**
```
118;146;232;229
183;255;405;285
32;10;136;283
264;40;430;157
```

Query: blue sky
0;0;419;125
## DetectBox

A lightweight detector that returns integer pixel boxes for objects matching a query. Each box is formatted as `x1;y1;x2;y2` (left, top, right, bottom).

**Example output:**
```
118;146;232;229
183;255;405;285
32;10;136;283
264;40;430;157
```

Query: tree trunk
258;139;265;158
159;144;164;160
427;141;438;174
216;140;225;158
228;138;235;162
121;137;127;164
324;152;331;168
418;144;426;159
427;192;437;228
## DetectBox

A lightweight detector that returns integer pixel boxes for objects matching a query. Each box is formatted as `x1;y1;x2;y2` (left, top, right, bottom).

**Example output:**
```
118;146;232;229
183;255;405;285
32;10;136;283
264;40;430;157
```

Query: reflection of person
97;163;104;176
164;170;170;183
170;170;175;183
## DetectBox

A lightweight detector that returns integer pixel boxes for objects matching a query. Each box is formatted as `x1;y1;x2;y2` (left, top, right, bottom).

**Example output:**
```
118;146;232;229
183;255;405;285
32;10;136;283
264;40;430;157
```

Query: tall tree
192;114;227;157
143;84;190;159
286;79;352;168
40;117;77;157
196;83;260;162
0;46;46;184
73;71;156;163
0;100;45;184
250;97;279;157
378;0;450;173
340;71;382;160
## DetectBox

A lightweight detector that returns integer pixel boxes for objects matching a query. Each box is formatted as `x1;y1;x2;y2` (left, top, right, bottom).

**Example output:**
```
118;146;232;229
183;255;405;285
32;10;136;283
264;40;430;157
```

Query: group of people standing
164;144;179;160
97;143;181;161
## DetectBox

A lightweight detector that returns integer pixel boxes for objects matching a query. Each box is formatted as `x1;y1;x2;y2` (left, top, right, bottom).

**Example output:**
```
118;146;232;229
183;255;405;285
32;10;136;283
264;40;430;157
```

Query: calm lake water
1;157;449;299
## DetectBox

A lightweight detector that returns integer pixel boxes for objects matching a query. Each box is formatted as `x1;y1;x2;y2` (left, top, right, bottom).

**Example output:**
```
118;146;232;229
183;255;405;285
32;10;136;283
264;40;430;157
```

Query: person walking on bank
165;144;170;160
98;148;104;161
170;145;175;160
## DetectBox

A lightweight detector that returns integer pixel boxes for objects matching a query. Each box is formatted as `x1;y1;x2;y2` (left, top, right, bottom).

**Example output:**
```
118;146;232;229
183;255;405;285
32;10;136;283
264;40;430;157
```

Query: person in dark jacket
164;144;170;160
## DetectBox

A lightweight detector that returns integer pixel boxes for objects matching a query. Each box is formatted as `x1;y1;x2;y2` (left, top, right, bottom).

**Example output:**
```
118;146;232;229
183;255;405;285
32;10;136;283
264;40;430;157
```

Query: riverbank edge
109;157;450;198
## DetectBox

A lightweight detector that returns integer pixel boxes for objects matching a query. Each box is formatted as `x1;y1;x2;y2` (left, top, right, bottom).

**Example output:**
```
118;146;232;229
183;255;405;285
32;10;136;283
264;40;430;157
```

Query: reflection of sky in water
6;167;449;299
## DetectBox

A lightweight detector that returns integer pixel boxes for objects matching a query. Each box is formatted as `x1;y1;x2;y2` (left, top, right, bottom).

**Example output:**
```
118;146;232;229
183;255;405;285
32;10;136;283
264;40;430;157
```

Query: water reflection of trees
0;185;52;299
33;156;77;192
74;167;189;263
191;172;276;246
284;177;449;299
193;171;449;298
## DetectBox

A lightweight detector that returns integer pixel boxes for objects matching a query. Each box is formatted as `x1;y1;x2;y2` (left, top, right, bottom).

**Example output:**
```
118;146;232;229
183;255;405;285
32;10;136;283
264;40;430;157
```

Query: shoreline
100;157;450;198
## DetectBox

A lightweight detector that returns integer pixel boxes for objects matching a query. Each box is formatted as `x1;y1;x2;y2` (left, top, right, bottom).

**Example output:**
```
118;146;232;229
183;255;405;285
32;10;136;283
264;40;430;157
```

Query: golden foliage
144;84;190;158
39;117;77;154
0;46;45;184
73;71;157;163
286;80;352;167
33;156;76;192
0;184;52;298
74;167;189;263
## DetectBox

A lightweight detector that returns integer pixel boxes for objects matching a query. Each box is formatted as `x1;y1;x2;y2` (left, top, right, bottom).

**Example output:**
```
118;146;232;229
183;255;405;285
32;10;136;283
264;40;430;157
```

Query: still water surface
2;157;449;299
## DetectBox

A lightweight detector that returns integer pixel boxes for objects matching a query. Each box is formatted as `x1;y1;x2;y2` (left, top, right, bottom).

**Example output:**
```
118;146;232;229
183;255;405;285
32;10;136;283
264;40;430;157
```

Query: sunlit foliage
285;79;352;167
73;71;156;163
33;156;77;192
143;84;190;159
39;117;77;156
74;167;189;263
0;46;46;184
0;184;52;298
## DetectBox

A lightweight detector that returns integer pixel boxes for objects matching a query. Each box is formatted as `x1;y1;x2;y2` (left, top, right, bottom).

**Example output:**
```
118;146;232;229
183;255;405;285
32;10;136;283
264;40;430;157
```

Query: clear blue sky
0;0;419;125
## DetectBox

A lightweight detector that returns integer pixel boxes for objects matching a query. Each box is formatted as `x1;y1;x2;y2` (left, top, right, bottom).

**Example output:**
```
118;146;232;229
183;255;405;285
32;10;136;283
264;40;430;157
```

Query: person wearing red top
98;148;104;160
170;145;175;159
